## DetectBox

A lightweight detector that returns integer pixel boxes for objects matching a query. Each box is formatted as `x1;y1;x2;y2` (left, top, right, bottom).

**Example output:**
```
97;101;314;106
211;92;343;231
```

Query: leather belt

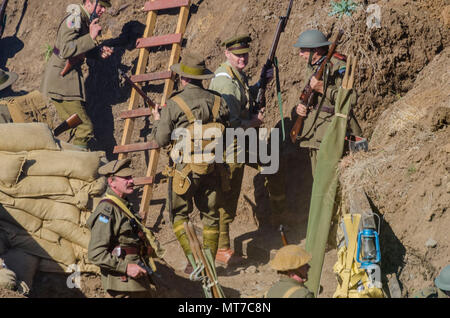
313;104;335;114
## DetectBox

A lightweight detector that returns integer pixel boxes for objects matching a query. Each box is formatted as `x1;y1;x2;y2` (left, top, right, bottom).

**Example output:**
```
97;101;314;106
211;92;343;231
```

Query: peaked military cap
269;245;312;271
98;158;134;177
171;52;215;80
99;0;112;8
222;34;252;54
0;69;18;91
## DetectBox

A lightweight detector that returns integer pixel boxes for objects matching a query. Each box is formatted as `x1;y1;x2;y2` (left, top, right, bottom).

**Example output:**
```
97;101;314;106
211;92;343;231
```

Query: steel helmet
269;245;312;271
293;29;332;48
435;265;450;291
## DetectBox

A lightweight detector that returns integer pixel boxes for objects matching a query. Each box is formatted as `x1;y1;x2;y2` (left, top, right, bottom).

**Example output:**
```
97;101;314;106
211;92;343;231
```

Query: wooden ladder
115;0;192;218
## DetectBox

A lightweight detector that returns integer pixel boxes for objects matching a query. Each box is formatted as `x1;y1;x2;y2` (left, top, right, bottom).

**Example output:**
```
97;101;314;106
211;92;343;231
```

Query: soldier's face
225;50;249;71
85;1;107;18
108;176;135;197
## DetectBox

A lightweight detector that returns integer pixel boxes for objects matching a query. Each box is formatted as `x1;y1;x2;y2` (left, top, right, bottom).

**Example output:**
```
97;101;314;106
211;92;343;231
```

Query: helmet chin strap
308;50;314;66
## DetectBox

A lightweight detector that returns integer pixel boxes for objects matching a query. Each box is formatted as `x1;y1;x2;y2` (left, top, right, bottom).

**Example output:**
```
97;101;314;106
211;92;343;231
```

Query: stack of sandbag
0;123;106;277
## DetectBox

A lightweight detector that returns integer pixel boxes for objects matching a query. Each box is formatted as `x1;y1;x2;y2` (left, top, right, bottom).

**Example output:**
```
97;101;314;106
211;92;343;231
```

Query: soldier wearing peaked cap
40;0;114;149
264;245;314;298
209;33;285;266
87;158;164;298
149;51;230;274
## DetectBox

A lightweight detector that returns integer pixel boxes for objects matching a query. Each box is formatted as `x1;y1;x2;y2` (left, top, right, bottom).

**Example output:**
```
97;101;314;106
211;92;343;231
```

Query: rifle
118;69;156;108
289;29;344;143
280;224;288;246
60;0;100;77
253;0;294;114
53;113;82;137
0;0;9;38
184;221;224;298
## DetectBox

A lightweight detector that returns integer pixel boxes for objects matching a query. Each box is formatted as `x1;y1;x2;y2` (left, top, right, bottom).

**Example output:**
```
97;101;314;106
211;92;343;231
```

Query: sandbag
0;123;60;152
34;228;60;244
43;220;90;249
47;192;89;211
38;259;67;273
0;176;73;198
72;243;100;274
69;177;106;197
0;206;42;233
0;259;17;290
25;150;101;182
5;90;54;127
0;152;27;187
0;193;80;224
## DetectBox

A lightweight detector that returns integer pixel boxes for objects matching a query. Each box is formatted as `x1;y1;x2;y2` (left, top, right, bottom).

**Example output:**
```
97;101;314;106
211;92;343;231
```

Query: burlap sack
5;90;54;128
0;262;17;290
25;150;101;182
47;192;89;211
0;152;27;187
0;123;60;152
38;259;67;273
34;228;60;244
0;193;80;224
0;206;43;233
0;176;73;198
72;244;100;274
43;220;90;249
69;177;106;197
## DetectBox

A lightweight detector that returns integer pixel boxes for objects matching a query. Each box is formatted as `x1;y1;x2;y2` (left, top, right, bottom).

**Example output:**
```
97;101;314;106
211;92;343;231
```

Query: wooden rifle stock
289;29;344;143
53;113;83;137
119;69;155;108
280;224;288;246
253;0;293;113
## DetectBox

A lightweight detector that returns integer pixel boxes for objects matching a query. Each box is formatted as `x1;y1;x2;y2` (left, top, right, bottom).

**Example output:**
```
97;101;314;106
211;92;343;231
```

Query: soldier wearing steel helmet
293;29;362;175
264;244;314;298
411;265;450;298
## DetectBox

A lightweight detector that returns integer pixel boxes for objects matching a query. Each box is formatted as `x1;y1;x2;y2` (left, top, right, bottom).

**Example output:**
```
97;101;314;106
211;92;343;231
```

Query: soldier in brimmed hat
264;245;314;298
0;68;18;123
40;0;114;149
208;34;284;266
87;158;163;298
412;265;450;298
149;51;230;273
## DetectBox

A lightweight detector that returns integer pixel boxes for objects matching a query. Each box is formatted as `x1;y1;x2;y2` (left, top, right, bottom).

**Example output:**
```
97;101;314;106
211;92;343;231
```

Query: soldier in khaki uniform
87;159;160;298
264;244;314;298
209;34;285;265
149;52;230;269
0;68;18;123
40;0;114;149
412;265;450;298
293;29;362;175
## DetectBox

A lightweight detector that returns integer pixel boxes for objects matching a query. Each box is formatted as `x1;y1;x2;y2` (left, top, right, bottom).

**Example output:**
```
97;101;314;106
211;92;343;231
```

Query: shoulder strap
224;64;246;89
282;286;304;298
171;95;196;124
211;95;221;122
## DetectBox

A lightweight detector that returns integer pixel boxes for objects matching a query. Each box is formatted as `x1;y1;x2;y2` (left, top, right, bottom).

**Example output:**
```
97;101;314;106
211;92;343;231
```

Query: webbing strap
172;95;196;124
341;214;361;297
282;286;303;298
211;95;221;122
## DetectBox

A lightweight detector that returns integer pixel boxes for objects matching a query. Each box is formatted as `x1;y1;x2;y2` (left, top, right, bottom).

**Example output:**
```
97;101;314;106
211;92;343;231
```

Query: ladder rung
144;0;190;11
113;141;160;154
120;108;152;119
134;177;154;186
136;33;182;49
131;71;173;83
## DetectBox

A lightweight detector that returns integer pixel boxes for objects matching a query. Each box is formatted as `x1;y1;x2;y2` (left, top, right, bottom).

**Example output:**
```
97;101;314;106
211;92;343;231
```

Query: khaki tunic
86;188;153;293
40;4;96;102
298;56;362;150
264;277;314;298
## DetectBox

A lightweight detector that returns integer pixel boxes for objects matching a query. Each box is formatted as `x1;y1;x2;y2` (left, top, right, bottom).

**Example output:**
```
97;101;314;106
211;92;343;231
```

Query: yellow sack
0;207;43;234
69;177;106;197
0;176;73;198
25;150;101;182
5;90;54;127
43;220;90;249
0;123;60;152
0;151;27;187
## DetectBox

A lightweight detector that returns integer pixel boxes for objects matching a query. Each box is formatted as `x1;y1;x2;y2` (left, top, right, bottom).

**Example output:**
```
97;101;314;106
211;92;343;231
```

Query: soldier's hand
89;18;102;40
126;263;147;278
100;46;114;59
152;104;162;121
257;107;265;122
295;103;309;117
310;76;324;94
